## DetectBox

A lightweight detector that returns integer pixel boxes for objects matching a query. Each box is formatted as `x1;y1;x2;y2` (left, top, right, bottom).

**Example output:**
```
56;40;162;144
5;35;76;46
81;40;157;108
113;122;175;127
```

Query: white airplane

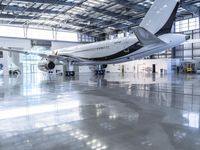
0;0;189;76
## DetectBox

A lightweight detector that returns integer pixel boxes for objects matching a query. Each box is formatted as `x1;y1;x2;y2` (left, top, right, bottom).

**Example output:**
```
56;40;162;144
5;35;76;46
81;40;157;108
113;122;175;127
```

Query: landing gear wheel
66;71;75;77
95;70;105;76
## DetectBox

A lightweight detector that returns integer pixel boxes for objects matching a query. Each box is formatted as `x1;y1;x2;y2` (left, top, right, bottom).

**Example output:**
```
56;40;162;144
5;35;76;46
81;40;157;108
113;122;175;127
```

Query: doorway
152;64;156;73
122;65;125;74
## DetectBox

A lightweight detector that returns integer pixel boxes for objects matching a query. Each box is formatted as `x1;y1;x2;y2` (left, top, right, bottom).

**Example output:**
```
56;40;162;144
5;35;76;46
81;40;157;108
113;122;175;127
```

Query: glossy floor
0;73;200;150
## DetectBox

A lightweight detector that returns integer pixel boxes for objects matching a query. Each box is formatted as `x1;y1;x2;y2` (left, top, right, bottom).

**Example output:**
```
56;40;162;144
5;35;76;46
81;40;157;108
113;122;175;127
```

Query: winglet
133;27;165;46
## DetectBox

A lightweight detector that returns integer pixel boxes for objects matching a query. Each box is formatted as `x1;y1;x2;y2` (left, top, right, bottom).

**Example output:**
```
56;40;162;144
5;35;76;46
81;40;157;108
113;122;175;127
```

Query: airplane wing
133;26;166;46
0;47;85;62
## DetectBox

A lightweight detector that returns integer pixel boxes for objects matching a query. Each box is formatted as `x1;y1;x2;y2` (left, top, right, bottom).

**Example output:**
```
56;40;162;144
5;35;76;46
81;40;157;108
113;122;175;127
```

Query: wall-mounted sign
31;40;51;48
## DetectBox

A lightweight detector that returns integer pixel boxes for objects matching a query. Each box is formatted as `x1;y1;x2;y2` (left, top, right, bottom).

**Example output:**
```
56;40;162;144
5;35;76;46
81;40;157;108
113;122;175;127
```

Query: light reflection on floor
0;73;200;150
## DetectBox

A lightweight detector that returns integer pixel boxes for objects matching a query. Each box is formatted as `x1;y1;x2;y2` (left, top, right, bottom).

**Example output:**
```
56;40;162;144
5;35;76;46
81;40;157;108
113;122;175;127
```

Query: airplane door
152;64;156;73
122;65;125;74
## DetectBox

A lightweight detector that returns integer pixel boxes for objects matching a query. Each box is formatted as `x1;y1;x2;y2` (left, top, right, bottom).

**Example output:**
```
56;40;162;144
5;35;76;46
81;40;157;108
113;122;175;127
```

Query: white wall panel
51;41;80;50
106;59;180;74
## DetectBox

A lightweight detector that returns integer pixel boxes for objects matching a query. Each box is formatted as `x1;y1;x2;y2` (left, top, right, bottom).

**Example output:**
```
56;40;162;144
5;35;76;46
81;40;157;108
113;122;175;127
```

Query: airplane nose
185;35;190;40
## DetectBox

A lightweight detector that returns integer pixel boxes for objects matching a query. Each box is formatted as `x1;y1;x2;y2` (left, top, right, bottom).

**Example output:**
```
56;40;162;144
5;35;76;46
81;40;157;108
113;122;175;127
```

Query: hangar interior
0;0;200;150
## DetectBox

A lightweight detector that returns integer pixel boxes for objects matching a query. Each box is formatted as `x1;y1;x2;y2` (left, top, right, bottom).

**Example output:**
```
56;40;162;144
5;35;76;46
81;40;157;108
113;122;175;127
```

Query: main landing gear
95;64;107;76
65;62;75;77
95;70;105;75
66;71;75;77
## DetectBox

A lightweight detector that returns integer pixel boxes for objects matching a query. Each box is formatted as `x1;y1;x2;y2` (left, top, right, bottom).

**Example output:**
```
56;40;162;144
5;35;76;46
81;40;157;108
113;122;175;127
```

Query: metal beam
0;14;38;19
91;7;133;21
15;0;74;6
0;4;59;14
83;18;141;36
0;20;73;30
180;0;200;16
181;4;200;16
0;15;104;32
113;0;148;12
181;0;200;6
15;0;137;22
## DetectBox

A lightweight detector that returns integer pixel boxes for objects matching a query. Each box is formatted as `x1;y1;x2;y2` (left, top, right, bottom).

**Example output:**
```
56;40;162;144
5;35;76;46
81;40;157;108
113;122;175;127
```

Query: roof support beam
0;4;59;14
180;0;200;6
181;3;200;16
91;7;132;21
0;20;72;30
113;0;148;12
0;14;38;19
182;5;200;16
15;0;74;6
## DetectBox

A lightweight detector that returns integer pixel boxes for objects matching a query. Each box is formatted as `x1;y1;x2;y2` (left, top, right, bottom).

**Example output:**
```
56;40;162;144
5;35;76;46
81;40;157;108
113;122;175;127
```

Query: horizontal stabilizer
133;27;165;46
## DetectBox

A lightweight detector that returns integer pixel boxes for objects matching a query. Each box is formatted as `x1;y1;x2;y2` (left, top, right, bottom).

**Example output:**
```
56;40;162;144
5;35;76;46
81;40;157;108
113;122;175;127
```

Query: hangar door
21;40;51;74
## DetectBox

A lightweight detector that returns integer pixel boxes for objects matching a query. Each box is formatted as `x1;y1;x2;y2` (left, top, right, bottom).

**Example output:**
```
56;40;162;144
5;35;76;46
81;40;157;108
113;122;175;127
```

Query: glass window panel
175;21;180;26
181;20;188;25
180;27;188;32
196;17;199;23
189;17;199;30
193;33;200;39
109;35;114;39
189;22;196;30
193;49;200;56
175;27;180;32
196;18;199;29
178;19;189;32
175;21;180;32
184;43;192;49
176;51;183;57
181;24;188;28
193;43;200;48
184;50;192;57
189;18;196;23
118;33;124;38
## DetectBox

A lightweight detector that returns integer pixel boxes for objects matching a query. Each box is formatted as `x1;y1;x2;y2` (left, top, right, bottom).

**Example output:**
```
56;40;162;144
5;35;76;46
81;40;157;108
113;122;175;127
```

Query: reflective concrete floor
0;73;200;150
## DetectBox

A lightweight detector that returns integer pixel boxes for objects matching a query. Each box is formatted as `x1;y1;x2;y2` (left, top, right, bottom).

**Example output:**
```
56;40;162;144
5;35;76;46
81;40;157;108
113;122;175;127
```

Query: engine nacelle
38;60;55;72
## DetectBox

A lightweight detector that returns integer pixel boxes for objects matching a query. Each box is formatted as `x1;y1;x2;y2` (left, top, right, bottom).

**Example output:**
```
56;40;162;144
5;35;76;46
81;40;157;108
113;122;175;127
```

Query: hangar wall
106;59;180;74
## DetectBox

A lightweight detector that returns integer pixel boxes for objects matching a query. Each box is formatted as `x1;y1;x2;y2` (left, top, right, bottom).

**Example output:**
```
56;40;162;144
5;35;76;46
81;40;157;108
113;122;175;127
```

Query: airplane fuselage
56;33;187;64
57;35;138;60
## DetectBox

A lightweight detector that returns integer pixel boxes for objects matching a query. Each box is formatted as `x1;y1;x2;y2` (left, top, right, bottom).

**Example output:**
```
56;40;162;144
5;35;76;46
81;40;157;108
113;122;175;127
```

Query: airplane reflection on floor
0;73;199;150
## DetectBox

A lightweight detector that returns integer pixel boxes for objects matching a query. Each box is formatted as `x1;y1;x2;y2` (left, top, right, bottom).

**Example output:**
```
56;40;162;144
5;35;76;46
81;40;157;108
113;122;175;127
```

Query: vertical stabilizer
140;0;179;35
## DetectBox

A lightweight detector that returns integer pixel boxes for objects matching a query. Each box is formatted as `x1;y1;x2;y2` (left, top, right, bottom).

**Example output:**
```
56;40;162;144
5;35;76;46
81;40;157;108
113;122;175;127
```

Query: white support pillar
23;24;29;38
3;51;9;76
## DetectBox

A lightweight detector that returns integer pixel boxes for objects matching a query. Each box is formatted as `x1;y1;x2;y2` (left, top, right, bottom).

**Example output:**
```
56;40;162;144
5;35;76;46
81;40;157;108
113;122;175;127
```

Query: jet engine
38;60;55;72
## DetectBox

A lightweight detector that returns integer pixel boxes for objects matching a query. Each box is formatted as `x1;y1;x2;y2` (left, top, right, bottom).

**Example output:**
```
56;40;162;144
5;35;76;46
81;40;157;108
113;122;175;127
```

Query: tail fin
140;0;179;35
